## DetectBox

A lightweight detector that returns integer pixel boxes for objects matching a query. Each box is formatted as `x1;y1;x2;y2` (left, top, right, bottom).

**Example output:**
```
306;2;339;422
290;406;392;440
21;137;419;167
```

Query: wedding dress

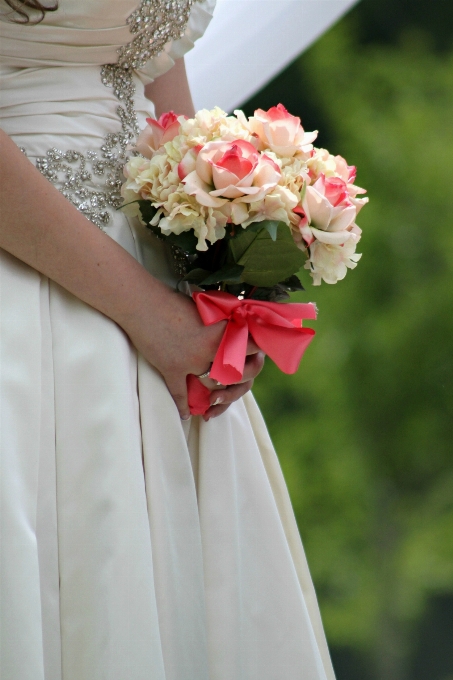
0;2;335;679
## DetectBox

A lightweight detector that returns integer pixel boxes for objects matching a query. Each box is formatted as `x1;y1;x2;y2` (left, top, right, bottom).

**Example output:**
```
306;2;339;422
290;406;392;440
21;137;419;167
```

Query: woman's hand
120;286;264;420
141;60;266;418
199;350;265;421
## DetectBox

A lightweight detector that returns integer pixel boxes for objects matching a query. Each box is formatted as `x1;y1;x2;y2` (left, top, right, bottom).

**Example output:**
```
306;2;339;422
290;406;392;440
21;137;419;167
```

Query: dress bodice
0;0;215;230
0;0;215;83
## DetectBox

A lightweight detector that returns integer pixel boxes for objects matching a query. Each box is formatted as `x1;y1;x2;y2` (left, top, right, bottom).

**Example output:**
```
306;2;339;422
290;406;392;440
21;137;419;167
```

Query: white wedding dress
0;2;335;679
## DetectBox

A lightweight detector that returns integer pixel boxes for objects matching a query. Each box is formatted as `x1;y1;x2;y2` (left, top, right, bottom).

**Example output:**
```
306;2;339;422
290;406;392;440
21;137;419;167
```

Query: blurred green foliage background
243;1;453;678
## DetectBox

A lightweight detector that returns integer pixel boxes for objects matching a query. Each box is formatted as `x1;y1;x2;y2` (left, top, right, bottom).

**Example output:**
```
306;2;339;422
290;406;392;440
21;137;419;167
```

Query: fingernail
213;396;223;406
181;414;191;421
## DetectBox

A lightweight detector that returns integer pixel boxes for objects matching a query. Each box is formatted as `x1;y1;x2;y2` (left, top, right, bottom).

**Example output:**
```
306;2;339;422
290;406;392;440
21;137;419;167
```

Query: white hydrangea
306;237;362;285
157;193;228;251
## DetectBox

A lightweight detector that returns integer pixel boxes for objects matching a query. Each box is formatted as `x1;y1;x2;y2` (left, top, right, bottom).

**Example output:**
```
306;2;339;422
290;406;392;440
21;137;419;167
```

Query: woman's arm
144;57;195;118
0;64;263;420
0;128;226;418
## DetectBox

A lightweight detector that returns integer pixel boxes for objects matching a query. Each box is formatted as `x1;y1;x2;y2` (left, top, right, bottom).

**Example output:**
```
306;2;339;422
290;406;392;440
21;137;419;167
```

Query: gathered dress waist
0;64;152;153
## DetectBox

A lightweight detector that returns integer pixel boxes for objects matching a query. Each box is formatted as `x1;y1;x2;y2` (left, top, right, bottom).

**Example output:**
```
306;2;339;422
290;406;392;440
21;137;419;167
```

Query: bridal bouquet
121;105;368;413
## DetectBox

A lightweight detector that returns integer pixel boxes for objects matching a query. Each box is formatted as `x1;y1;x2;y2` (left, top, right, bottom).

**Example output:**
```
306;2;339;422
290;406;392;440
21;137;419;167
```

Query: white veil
186;0;359;112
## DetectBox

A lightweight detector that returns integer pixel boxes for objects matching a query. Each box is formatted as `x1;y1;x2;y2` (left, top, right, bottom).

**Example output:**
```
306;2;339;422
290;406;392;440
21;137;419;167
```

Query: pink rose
333;155;357;184
323;176;350;208
333;154;368;210
238;104;318;157
294;174;365;248
177;145;202;181
182;139;281;209
136;111;185;158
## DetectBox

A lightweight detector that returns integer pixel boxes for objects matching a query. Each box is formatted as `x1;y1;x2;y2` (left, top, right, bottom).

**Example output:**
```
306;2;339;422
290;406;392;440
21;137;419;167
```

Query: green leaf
261;219;280;241
138;200;157;225
200;263;244;285
229;228;260;262
268;287;291;302
230;222;305;287
233;220;278;240
182;268;211;283
223;283;247;297
243;222;265;233
165;230;199;254
280;274;305;292
145;222;162;239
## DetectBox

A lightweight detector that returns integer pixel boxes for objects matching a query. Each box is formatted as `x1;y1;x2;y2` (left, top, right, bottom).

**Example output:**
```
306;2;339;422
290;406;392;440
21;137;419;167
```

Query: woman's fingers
203;352;265;419
213;380;254;405
214;351;264;386
246;337;260;355
242;350;265;382
202;379;254;421
203;403;230;420
199;351;265;391
176;351;264;421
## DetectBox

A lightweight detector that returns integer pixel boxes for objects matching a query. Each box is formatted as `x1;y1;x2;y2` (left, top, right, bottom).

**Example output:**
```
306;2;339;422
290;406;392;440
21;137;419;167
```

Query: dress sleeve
135;0;216;85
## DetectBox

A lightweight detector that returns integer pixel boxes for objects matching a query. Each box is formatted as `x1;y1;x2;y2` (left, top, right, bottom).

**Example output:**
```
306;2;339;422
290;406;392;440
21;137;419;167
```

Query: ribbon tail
187;374;211;416
209;319;249;385
249;320;315;374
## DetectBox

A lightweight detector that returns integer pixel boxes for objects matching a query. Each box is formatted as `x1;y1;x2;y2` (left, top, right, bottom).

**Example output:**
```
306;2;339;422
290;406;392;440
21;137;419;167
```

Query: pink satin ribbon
187;291;317;416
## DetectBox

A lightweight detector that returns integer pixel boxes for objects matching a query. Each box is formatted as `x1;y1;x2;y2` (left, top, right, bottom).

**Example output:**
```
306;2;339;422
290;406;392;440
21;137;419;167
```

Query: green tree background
243;2;453;678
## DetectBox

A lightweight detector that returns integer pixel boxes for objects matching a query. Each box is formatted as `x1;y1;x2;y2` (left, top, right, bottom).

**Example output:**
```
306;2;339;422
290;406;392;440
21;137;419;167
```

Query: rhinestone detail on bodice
31;0;199;228
120;0;198;69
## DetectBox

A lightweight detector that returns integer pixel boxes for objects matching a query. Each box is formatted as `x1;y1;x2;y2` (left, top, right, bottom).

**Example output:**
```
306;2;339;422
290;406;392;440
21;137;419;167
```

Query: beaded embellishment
32;0;200;229
120;0;198;70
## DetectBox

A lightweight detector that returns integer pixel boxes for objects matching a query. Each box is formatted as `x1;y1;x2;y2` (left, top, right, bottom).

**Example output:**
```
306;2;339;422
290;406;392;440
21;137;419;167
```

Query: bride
0;1;335;678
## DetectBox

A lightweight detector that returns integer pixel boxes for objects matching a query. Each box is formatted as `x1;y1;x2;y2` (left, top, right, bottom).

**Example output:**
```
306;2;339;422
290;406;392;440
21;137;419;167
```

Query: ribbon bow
187;291;316;415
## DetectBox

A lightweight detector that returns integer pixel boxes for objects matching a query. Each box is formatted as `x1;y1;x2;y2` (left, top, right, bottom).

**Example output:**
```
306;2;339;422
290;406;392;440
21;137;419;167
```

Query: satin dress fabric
0;2;335;679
